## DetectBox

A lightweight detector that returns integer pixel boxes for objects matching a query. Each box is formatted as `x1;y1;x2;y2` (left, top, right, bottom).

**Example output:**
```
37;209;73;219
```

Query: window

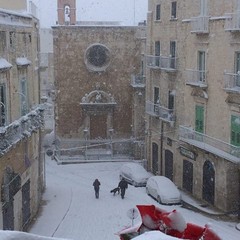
235;52;240;87
154;87;160;114
0;83;7;126
0;31;6;54
231;115;240;146
18;69;28;116
168;91;174;110
9;31;16;49
171;2;177;19
155;41;160;67
200;0;207;16
195;105;204;133
156;4;161;20
170;41;176;68
198;51;206;82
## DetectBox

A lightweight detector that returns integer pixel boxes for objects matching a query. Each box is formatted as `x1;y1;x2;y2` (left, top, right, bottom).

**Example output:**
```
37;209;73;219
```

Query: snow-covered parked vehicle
119;163;152;187
146;176;181;205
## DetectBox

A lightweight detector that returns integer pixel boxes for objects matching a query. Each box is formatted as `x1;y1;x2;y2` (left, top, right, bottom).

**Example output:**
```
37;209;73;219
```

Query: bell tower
57;0;76;25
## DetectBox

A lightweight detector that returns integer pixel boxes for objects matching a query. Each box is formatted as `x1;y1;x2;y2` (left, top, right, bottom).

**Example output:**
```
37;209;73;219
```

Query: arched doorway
164;150;173;181
202;160;215;205
183;160;193;193
152;142;159;175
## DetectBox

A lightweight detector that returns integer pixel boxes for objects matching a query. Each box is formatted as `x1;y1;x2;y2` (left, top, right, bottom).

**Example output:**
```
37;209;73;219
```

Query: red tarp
118;205;221;240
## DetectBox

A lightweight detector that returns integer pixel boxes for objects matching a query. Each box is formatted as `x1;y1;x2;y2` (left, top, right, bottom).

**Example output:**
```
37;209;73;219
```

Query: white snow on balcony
16;57;31;66
0;58;12;69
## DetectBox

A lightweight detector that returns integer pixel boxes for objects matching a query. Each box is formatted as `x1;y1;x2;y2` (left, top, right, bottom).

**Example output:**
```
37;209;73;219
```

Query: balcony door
154;87;160;114
200;0;207;16
231;115;240;146
198;51;206;82
170;41;176;68
0;83;7;126
195;105;204;134
235;52;240;87
155;41;160;67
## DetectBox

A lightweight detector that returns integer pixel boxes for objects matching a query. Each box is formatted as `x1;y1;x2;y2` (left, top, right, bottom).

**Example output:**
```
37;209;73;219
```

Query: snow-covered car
119;163;152;187
146;176;181;204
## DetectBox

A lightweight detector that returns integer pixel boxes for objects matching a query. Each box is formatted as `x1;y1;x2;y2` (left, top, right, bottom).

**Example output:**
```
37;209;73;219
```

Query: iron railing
225;11;240;31
223;72;240;92
179;125;240;159
191;16;209;33
131;74;146;87
146;101;175;122
0;106;44;155
185;69;207;87
145;55;177;71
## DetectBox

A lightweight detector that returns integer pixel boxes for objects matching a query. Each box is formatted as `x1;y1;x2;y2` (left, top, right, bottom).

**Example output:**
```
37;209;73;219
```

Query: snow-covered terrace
0;106;44;156
0;8;33;27
179;125;240;163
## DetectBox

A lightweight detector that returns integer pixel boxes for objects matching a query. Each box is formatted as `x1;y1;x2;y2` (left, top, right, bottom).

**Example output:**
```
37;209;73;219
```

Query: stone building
53;0;146;162
0;4;44;231
146;0;240;212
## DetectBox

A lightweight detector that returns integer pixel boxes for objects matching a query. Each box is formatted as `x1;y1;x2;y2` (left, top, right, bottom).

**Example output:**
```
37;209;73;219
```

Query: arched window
64;5;70;23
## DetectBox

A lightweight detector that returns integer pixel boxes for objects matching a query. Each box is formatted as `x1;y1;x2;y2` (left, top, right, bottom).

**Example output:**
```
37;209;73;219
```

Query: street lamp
109;128;114;159
83;128;88;159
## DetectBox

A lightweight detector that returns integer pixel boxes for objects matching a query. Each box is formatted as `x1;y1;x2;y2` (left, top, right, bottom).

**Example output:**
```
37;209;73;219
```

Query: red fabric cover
203;225;221;240
181;223;205;239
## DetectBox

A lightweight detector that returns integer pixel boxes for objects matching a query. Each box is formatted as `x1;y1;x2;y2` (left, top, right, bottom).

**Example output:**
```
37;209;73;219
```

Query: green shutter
231;115;240;146
195;105;204;133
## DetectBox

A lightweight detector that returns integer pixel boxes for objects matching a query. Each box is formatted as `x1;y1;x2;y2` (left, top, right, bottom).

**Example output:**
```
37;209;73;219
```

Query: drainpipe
160;120;164;176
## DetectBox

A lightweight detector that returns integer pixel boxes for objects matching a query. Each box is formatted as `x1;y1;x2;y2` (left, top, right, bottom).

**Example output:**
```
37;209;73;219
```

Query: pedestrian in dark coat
93;179;101;199
118;179;128;199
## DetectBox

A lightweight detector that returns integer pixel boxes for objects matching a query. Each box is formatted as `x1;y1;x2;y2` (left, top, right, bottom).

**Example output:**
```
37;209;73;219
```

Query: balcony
131;74;146;88
146;55;161;69
146;55;177;72
223;72;240;93
0;106;44;156
225;11;240;31
185;69;207;88
146;101;175;123
191;16;209;34
179;126;240;162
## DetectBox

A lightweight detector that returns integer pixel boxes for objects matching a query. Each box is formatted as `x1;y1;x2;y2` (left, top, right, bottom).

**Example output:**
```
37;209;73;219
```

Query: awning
0;58;12;70
16;57;31;66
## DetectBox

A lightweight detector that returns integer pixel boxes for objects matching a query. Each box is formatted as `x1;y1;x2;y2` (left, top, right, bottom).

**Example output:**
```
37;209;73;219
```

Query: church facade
53;0;146;161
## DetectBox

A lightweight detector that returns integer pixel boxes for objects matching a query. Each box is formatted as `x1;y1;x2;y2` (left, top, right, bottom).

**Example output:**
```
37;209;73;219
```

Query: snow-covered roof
16;57;31;66
0;58;12;70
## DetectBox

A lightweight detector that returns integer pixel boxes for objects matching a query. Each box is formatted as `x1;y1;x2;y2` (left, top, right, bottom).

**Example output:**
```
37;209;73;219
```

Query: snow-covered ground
20;156;240;239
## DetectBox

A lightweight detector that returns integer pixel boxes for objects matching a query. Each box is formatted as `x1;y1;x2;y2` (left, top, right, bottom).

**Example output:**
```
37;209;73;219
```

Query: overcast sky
31;0;148;28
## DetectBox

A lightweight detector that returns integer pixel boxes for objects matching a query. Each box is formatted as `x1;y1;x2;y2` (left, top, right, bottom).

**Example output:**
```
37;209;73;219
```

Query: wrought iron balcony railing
146;101;175;123
225;11;240;31
0;106;44;156
191;16;209;34
131;74;146;88
179;125;240;161
145;55;177;71
223;72;240;93
146;55;161;69
185;69;207;88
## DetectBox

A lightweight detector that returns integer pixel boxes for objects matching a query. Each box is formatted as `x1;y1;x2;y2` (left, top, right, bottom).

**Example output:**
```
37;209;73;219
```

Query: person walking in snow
118;178;128;199
93;178;101;199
